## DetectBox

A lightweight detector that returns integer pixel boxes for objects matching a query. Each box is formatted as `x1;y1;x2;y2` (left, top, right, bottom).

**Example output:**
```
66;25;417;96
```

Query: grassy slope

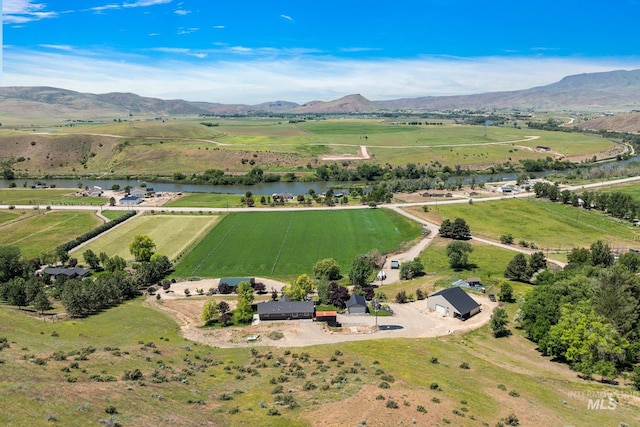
173;209;423;280
414;198;640;250
0;211;102;258
0;297;634;426
73;214;221;261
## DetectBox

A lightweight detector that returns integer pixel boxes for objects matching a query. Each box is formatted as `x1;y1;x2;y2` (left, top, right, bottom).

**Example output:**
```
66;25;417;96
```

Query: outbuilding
427;286;481;320
346;294;368;314
218;277;255;293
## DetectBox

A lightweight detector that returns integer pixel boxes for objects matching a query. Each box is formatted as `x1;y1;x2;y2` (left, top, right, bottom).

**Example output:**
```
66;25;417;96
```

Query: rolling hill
1;69;639;121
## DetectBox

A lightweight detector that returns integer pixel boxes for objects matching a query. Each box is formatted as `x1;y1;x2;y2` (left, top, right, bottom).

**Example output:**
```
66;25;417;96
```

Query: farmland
412;198;640;252
0;188;104;206
0;210;102;258
74;213;222;262
0;118;619;178
173;209;423;280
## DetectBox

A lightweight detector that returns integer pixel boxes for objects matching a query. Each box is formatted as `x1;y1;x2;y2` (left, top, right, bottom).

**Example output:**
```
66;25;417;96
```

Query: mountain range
1;69;639;121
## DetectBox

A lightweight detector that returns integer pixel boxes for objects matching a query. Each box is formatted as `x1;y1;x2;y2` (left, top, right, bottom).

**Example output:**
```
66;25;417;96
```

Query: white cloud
280;14;294;22
123;0;172;8
39;44;75;51
174;9;190;15
3;47;640;105
3;0;57;23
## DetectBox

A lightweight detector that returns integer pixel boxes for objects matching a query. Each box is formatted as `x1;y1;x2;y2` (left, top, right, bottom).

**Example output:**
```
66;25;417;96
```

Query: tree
0;245;24;282
529;251;547;273
399;257;425;280
504;253;531;282
542;301;629;380
567;247;591;268
233;281;254;324
349;255;373;287
284;274;315;301
201;300;220;325
490;307;510;337
329;282;350;309
316;279;331;305
129;235;156;262
102;254;126;272
32;290;53;315
618;251;640;273
500;234;514;245
56;247;70;265
592;264;640;339
5;278;28;309
451;217;471;240
313;258;341;281
446;241;473;270
83;249;101;270
498;283;515;303
590;240;614;267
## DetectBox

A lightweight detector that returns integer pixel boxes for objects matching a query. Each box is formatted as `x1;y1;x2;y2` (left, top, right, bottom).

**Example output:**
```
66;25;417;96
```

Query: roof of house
219;277;254;287
346;294;367;308
43;266;90;278
466;277;481;283
429;286;480;315
257;300;314;315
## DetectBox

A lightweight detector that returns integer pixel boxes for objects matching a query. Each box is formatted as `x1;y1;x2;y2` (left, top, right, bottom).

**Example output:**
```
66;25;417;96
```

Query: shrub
266;408;281;416
417;405;427;413
104;406;117;414
429;382;439;390
459;362;470;369
386;400;399;409
378;381;390;389
509;390;520;397
430;356;439;364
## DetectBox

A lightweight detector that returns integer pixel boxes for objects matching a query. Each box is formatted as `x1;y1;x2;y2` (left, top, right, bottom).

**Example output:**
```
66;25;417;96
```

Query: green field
173;209;423;279
416;198;640;250
0;296;635;426
0;210;102;258
164;193;250;208
73;213;221;261
0;189;105;206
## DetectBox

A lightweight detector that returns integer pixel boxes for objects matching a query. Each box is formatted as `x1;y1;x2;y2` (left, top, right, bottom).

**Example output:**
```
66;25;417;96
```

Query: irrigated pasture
414;198;640;251
74;213;221;261
0;210;102;258
173;209;423;279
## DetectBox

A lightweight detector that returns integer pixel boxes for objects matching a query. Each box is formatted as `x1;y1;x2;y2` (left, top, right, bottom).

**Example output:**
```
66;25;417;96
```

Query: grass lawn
100;210;133;221
0;189;105;206
164;192;249;209
378;238;521;300
0;210;24;225
414;198;640;250
0;296;635;426
0;210;102;258
173;208;423;280
72;213;221;261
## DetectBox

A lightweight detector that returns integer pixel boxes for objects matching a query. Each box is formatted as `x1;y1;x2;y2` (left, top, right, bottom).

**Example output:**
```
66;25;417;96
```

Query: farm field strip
73;214;221;261
0;211;102;258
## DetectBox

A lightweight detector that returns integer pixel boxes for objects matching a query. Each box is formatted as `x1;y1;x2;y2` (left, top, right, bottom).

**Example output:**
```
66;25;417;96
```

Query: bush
385;400;399;409
104;406;117;414
459;362;470;369
429;382;439;390
417;405;427;413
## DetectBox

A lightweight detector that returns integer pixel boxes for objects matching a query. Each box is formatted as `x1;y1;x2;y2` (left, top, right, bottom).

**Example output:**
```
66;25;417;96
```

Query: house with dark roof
346;294;368;314
257;300;314;321
427;287;481;320
119;195;142;205
41;266;90;281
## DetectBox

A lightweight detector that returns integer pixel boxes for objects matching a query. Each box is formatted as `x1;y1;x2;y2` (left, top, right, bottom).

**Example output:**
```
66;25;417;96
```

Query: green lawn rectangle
73;213;221;261
173;208;423;279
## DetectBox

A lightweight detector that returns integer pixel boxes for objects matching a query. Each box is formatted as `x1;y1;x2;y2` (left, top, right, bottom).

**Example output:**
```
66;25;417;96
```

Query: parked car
376;270;386;280
390;260;400;269
488;294;496;302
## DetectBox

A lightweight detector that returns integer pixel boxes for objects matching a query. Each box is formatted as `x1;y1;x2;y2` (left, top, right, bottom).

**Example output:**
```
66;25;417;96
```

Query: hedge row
57;211;137;253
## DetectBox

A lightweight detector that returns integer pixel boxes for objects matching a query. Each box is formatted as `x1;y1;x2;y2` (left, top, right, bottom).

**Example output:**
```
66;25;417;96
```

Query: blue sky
3;0;640;104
